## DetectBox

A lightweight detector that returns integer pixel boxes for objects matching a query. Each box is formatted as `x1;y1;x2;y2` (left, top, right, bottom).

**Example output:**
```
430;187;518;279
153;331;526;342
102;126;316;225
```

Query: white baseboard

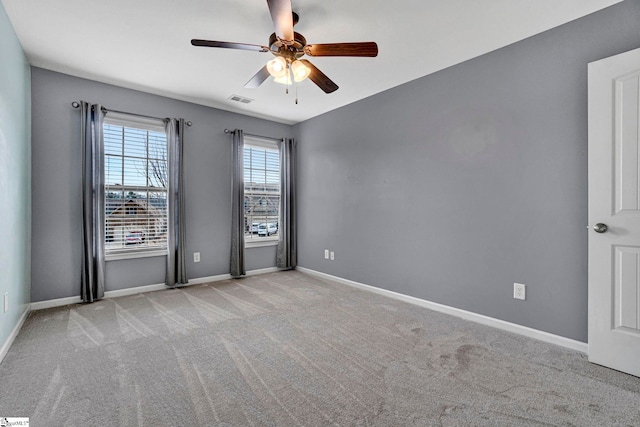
246;267;280;277
187;273;232;286
0;305;30;364
104;283;167;299
187;267;279;286
296;267;588;354
30;267;282;311
30;295;82;311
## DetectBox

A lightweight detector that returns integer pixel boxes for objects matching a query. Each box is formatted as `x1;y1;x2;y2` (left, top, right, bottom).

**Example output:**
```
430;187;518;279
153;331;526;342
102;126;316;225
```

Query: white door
588;47;640;377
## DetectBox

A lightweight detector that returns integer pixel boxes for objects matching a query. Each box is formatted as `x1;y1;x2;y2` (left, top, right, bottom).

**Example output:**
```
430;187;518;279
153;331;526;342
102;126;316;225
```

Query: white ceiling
2;0;621;125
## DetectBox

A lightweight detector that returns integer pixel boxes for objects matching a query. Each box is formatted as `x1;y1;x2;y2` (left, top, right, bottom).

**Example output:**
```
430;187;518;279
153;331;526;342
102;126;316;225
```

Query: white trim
186;267;280;285
188;273;233;286
30;267;282;311
104;283;167;298
104;111;166;132
245;239;279;248
30;295;82;311
105;250;167;261
246;267;280;276
296;267;589;354
244;135;280;150
0;305;30;364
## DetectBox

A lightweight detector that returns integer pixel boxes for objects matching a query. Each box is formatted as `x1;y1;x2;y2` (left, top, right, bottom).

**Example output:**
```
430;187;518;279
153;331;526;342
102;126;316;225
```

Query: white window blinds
244;138;280;242
103;115;168;255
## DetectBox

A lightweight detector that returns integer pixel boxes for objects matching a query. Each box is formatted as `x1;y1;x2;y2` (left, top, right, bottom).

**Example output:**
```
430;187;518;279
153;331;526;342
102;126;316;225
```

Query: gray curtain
277;138;297;269
230;129;246;277
166;118;188;286
80;102;106;303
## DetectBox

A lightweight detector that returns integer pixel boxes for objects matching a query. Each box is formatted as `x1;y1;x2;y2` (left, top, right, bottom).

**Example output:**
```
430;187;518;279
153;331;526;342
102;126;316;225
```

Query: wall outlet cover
514;283;526;300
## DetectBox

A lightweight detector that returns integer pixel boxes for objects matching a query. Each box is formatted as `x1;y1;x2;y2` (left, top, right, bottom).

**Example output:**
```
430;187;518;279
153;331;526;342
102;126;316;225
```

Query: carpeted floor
1;270;639;426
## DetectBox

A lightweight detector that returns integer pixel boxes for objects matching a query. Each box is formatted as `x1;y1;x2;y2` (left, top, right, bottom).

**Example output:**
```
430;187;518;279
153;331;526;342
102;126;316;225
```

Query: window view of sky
104;124;167;189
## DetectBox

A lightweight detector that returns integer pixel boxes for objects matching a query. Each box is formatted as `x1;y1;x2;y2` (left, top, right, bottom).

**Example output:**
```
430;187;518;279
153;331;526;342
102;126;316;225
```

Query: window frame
243;136;281;248
102;112;169;261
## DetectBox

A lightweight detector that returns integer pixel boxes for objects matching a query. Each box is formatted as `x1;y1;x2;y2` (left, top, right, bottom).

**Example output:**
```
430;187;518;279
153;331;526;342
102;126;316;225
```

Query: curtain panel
277;138;297;269
166;118;188;286
230;130;246;277
80;102;106;303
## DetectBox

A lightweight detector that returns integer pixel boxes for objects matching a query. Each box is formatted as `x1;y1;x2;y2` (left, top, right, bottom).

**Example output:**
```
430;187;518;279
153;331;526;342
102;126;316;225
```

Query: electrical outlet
193;252;201;263
3;292;8;313
324;249;329;260
514;283;526;300
330;251;335;261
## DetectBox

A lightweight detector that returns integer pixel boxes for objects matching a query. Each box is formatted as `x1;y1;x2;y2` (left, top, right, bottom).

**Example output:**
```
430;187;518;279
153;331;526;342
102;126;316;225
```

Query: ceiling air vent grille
228;94;254;104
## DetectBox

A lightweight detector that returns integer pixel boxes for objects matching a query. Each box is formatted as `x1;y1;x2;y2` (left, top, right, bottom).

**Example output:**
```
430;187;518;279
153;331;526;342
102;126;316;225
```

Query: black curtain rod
224;128;283;142
71;101;192;126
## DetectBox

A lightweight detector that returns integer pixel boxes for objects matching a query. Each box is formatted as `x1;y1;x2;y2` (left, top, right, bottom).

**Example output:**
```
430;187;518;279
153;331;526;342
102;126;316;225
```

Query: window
103;113;168;258
244;137;280;244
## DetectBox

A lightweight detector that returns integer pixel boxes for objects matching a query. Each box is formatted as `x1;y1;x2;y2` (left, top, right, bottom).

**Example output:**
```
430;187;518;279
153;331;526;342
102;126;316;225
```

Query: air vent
228;94;254;104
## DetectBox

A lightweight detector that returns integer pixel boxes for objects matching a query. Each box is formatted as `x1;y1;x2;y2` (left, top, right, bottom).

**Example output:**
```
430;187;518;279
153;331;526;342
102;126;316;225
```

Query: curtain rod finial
71;101;80;108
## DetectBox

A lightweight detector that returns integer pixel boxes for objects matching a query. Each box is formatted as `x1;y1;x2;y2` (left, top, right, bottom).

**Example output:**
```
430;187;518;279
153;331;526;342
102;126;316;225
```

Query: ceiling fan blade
244;65;271;89
266;0;294;42
304;42;378;57
299;60;339;93
191;39;269;52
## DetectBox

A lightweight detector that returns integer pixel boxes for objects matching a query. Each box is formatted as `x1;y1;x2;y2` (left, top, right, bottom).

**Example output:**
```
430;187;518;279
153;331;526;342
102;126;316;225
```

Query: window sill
245;239;279;248
106;249;167;261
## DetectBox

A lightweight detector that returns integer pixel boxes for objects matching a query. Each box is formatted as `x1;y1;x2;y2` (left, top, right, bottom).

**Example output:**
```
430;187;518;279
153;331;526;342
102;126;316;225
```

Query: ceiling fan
191;0;378;94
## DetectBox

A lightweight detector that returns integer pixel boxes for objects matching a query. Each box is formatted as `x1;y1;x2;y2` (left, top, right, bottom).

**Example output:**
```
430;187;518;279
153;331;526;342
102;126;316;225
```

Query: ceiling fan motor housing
269;32;307;62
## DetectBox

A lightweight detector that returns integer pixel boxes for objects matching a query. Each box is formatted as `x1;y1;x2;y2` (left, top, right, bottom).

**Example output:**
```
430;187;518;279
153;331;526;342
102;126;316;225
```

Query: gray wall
25;1;640;341
0;3;31;349
31;68;289;302
294;1;640;342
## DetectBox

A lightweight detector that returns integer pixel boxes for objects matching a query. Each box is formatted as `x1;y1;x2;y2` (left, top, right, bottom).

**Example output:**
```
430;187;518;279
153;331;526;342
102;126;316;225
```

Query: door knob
593;223;608;233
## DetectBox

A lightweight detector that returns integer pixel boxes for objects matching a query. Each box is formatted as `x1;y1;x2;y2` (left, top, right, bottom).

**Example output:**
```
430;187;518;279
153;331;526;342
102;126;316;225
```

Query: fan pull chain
288;65;298;104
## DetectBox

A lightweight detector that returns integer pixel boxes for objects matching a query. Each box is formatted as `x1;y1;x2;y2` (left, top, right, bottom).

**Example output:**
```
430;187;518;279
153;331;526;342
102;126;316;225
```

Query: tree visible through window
244;140;280;242
103;117;168;255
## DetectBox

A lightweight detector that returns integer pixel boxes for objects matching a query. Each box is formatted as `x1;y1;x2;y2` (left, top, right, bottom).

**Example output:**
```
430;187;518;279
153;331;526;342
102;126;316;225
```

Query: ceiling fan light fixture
266;56;287;78
273;73;292;85
291;59;310;82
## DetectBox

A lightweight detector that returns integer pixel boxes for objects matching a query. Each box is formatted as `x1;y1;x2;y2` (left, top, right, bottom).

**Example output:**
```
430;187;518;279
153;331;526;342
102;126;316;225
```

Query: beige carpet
1;270;639;426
